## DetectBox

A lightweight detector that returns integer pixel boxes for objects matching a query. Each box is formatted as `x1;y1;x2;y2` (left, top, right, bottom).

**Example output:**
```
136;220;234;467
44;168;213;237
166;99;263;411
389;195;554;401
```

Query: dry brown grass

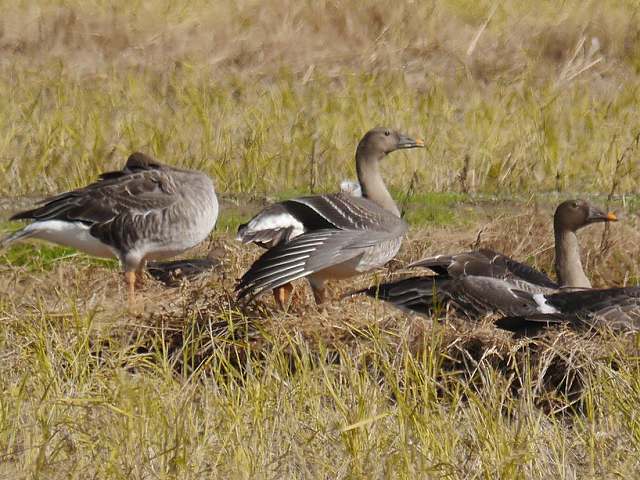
2;0;639;80
2;0;640;477
3;199;640;476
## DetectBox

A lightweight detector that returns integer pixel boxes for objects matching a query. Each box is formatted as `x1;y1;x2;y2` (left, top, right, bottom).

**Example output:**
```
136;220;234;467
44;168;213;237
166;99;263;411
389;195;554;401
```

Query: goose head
554;199;617;232
356;127;424;162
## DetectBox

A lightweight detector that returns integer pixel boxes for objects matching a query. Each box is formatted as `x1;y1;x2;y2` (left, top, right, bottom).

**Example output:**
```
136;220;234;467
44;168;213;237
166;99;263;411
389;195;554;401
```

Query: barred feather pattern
353;248;558;321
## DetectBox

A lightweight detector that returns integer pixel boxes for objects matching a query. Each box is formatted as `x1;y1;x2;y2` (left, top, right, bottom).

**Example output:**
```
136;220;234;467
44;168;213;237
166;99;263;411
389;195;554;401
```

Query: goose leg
273;283;294;310
312;286;327;305
124;271;136;302
121;254;144;306
308;276;328;306
135;261;147;289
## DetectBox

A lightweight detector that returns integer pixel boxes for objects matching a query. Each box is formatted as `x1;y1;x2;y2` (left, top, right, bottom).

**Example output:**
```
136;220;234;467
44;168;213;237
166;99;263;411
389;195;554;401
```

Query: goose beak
587;206;618;223
397;135;425;149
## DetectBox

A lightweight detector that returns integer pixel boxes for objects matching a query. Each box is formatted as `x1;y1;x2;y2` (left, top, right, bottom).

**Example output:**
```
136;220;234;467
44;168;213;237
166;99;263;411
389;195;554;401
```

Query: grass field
2;0;640;477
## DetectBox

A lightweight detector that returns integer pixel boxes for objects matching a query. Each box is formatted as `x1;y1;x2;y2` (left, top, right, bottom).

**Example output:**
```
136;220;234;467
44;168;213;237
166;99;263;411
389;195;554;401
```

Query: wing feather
496;287;640;333
237;192;405;250
10;152;182;251
236;229;398;301
411;249;557;291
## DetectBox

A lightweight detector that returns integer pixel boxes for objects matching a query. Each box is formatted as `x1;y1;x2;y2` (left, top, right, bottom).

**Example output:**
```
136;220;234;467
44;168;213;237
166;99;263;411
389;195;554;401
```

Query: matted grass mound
116;271;639;420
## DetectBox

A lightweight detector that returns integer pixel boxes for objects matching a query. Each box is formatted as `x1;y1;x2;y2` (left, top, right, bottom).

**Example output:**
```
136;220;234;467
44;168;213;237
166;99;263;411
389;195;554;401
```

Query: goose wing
412;249;558;292
475;248;558;290
236;203;315;248
353;247;555;319
11;153;181;250
236;228;402;302
354;273;535;319
237;193;401;248
289;193;400;231
349;276;454;316
495;287;640;333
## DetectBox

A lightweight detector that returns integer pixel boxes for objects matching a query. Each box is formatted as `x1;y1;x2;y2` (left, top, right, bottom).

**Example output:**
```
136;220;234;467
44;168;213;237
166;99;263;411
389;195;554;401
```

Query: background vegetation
1;0;640;477
1;0;640;198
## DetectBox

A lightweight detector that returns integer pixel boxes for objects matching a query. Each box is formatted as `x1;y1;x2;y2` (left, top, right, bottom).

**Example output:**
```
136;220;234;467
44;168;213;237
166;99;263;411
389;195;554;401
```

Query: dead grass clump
405;317;640;415
130;278;407;380
120;264;634;420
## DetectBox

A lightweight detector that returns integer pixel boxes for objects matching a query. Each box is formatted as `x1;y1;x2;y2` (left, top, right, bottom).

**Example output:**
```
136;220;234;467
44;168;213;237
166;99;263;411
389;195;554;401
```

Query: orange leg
124;271;136;303
273;283;294;310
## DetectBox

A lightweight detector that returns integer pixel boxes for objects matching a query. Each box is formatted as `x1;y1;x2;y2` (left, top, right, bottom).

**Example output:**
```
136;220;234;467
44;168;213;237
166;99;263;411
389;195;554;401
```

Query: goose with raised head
1;152;219;300
236;127;424;307
353;199;617;319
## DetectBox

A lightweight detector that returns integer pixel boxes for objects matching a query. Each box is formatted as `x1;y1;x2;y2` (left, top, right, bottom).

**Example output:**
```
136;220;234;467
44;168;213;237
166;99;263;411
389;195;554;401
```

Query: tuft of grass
214;211;248;235
2;242;80;271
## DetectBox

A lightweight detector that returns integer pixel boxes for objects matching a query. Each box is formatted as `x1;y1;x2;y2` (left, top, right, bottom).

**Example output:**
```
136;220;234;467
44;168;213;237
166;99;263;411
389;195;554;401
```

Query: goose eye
572;202;578;208
384;130;390;136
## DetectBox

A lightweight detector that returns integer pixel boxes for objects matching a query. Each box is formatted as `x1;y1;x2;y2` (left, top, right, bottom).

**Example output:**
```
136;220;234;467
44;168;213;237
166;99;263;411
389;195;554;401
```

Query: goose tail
0;228;33;249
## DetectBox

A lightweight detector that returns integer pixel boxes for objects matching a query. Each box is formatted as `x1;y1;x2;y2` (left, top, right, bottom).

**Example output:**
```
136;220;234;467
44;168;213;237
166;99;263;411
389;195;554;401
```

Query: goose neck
554;228;591;288
355;148;400;217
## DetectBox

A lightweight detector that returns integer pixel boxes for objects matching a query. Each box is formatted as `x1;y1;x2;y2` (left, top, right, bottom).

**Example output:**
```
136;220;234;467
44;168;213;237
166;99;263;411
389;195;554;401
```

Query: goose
495;286;640;333
236;127;424;307
1;152;218;300
339;180;363;197
353;199;617;319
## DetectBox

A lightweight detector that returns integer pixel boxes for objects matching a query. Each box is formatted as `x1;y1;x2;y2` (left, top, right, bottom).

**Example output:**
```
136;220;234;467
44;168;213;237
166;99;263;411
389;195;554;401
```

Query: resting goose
236;127;424;307
1;152;218;300
354;199;617;319
496;287;640;333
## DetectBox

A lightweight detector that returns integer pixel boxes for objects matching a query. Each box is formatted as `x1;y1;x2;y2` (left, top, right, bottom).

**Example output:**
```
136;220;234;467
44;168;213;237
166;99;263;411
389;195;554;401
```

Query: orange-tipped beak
397;135;425;149
606;212;618;221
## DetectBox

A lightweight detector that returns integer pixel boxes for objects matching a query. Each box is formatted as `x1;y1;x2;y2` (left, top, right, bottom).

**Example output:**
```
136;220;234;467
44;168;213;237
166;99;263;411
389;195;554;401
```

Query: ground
2;0;640;478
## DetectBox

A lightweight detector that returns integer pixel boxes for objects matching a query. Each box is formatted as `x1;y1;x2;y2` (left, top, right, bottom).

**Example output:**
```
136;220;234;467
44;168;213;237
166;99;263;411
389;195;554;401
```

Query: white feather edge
239;179;361;244
339;179;362;197
239;212;306;241
532;293;560;314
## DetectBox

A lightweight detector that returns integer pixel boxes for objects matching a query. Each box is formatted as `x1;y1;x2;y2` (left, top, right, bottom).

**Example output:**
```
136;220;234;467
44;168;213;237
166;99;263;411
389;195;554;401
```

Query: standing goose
1;152;218;299
353;200;617;319
495;287;640;333
236;127;424;307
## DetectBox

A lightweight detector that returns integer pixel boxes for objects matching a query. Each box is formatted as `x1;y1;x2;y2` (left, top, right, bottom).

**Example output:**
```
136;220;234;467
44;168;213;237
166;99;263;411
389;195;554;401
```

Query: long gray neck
356;146;400;217
554;228;591;288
